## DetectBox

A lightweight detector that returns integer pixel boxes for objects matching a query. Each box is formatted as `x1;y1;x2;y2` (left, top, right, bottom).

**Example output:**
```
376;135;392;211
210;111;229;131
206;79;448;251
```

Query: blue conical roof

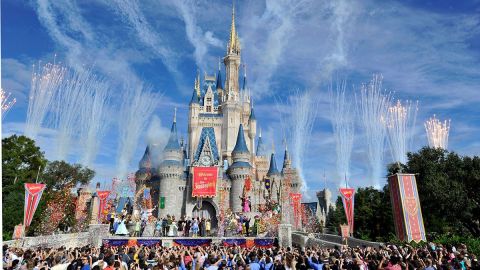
249;107;256;121
267;152;280;176
139;146;151;168
256;135;267;156
190;87;199;104
164;120;181;151
216;70;223;89
232;124;249;154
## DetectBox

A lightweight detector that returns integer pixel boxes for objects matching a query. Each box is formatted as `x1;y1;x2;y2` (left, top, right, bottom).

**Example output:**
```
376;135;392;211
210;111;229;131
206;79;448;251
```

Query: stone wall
3;224;110;249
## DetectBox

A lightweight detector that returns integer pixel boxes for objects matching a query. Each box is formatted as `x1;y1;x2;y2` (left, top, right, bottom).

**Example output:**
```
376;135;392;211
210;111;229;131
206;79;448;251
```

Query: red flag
244;176;252;192
339;188;355;235
24;183;46;227
97;190;110;221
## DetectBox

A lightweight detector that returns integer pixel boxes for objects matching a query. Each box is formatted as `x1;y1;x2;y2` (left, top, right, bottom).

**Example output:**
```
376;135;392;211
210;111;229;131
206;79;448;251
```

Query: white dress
115;220;129;235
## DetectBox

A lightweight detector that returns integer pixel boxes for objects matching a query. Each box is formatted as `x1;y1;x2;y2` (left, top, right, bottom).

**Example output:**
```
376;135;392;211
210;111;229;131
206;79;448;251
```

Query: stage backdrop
192;167;217;197
388;173;426;242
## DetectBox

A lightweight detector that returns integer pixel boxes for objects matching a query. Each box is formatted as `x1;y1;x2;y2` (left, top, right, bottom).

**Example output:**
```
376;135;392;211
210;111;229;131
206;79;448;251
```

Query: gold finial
227;2;240;55
259;128;262;138
174;107;177;123
272;141;275;153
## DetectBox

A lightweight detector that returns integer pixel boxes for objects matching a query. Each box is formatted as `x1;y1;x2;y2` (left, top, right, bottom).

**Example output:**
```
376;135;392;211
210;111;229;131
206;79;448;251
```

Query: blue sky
2;0;480;199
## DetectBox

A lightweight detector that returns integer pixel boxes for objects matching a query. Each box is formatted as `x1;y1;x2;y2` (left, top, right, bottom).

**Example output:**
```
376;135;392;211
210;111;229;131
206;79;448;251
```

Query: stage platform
102;236;276;248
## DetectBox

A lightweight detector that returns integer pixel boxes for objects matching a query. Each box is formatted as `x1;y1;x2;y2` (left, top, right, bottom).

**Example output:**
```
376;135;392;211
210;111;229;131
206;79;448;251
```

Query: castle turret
267;151;282;202
158;111;184;218
228;124;252;212
136;146;152;183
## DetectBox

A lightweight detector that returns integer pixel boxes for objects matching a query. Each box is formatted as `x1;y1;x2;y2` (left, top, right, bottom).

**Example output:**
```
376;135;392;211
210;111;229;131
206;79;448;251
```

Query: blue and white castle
134;6;304;228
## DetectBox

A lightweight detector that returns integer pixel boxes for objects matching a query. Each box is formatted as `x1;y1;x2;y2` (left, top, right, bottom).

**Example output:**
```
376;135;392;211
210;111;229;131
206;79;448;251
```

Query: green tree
2;135;47;240
394;147;480;237
353;186;394;241
41;160;94;191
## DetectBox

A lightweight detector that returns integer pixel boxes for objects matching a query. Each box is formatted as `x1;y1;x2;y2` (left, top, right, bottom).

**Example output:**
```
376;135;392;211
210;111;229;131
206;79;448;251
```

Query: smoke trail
385;100;418;164
329;80;354;187
146;115;170;168
25;62;67;139
79;75;112;168
424;115;450;149
116;81;160;178
357;74;392;188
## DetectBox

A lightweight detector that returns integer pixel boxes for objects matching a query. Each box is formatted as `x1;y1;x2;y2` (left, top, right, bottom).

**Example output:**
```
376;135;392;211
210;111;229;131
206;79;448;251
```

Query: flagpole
35;166;41;183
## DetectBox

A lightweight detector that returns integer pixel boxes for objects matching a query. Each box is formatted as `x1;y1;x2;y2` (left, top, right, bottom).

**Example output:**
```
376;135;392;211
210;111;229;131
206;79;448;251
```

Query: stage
102;236;276;248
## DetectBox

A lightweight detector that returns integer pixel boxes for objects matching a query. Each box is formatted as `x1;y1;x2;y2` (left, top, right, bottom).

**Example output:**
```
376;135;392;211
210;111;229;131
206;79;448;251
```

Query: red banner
290;193;302;228
339;188;355;236
192;167;218;197
97;190;110;221
340;224;350;239
388;174;426;242
24;183;46;227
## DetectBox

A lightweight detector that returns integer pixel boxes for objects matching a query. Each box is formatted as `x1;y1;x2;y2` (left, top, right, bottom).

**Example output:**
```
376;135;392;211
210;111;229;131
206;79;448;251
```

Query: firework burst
425;115;450;149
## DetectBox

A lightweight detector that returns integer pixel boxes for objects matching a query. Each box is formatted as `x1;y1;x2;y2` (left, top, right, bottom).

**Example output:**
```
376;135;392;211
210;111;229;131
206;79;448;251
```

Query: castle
133;6;304;229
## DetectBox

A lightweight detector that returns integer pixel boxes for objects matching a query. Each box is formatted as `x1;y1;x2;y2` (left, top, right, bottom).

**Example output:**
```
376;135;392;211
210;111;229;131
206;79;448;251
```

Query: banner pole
35;166;41;183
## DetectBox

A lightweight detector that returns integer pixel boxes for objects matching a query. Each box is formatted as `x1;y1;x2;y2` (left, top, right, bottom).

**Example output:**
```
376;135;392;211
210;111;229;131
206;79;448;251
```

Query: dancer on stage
115;217;129;236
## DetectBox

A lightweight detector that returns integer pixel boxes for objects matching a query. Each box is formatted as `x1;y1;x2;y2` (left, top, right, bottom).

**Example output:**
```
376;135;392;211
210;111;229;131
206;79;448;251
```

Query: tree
2;135;47;240
353;186;394;241
389;147;480;238
41;160;94;191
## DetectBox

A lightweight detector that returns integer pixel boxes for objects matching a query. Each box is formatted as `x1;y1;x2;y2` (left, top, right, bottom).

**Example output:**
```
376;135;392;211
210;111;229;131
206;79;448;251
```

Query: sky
2;0;480;200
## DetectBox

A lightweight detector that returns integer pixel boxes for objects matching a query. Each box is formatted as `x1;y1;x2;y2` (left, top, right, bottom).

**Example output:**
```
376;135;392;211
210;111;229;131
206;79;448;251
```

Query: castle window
206;106;212;112
207;97;212;103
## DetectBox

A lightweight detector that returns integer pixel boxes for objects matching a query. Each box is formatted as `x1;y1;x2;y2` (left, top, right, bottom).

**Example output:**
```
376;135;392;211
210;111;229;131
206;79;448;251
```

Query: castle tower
221;4;242;163
158;111;185;218
267;152;282;202
228;124;252;212
224;4;241;99
317;188;333;217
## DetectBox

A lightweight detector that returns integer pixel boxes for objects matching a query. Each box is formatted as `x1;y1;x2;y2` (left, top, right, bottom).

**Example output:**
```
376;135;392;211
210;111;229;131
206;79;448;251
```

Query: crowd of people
3;241;478;270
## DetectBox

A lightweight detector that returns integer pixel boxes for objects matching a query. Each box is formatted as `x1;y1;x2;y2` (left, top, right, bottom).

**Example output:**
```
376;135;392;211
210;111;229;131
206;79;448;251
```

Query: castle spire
232;124;249;154
267;152;280;176
164;110;180;151
227;2;240;55
216;59;223;90
242;64;247;91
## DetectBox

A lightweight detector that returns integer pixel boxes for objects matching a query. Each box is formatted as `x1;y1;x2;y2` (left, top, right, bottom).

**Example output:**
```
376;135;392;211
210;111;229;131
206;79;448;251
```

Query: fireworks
330;80;354;186
25;62;67;139
358;74;392;188
79;73;111;167
277;90;318;191
385;100;418;164
116;81;160;178
49;67;106;161
425;115;450;149
1;89;17;120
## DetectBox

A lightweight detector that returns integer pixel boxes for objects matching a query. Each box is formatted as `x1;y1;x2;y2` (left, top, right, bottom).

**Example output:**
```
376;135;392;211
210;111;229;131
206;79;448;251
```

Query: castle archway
192;200;218;229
